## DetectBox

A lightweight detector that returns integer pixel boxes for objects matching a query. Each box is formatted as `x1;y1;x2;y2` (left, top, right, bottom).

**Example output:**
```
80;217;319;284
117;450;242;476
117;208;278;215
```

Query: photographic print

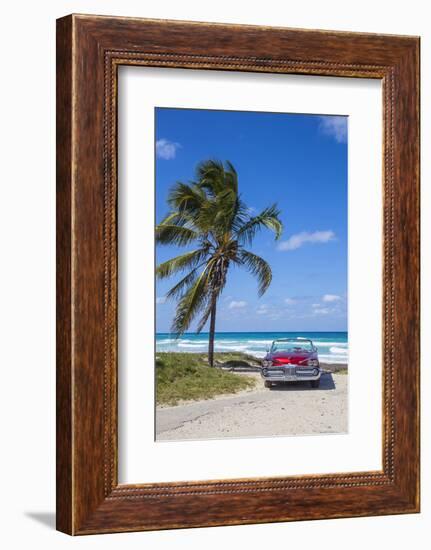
155;107;348;442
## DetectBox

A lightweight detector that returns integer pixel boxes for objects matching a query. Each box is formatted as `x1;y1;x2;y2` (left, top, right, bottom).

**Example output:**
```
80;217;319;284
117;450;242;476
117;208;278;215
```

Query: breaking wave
156;332;348;364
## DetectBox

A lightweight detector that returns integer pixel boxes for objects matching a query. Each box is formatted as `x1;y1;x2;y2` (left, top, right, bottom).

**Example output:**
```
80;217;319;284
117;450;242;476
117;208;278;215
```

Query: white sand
156;372;347;441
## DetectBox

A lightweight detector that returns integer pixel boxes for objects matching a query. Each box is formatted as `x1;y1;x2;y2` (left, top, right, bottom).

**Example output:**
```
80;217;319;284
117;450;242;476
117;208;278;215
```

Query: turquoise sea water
156;331;348;364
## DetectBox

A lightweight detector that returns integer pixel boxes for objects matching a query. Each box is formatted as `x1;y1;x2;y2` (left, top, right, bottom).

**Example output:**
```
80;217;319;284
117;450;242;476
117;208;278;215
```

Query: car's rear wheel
264;380;272;389
310;379;320;388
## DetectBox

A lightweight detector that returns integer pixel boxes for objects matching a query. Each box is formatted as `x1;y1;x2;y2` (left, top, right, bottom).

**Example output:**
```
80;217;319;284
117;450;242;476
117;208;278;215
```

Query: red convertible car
261;337;321;388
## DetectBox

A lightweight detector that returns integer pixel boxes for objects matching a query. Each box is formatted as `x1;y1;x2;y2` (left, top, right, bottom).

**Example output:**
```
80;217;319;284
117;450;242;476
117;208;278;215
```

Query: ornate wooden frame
56;14;420;535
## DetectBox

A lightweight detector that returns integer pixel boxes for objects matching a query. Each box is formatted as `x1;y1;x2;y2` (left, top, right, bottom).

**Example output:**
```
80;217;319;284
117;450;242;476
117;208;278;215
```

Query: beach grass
334;367;348;374
156;352;258;406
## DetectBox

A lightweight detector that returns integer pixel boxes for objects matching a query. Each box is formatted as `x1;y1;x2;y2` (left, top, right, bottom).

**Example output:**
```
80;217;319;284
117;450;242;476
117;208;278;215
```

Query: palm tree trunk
208;297;217;367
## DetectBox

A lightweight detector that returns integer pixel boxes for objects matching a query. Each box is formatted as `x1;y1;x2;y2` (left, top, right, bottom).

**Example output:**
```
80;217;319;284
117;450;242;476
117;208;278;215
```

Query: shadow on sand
268;372;336;391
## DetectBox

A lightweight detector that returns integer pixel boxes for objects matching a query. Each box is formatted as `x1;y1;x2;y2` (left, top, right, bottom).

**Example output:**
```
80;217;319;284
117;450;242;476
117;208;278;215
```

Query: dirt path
156;372;347;441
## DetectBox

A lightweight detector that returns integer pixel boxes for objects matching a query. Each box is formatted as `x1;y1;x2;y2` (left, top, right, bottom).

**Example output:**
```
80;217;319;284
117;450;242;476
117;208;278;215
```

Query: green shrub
156;352;257;406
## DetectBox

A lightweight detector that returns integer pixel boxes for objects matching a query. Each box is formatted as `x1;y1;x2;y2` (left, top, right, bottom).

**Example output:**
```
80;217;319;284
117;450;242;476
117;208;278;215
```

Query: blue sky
155;108;347;333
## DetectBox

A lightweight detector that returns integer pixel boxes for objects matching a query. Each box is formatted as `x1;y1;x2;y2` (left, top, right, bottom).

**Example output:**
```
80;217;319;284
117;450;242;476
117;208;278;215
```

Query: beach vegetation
156;352;257;405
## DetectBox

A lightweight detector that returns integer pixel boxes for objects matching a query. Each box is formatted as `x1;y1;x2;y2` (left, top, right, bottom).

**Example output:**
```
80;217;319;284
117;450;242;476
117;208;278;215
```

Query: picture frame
56;14;420;535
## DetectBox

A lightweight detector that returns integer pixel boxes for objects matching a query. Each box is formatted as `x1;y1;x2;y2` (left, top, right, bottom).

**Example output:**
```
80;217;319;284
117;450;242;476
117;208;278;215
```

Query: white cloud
156;296;166;304
285;298;297;305
312;303;320;308
322;294;341;302
313;308;330;315
268;312;283;321
318;116;348;143
256;303;291;321
156;138;181;160
228;300;247;309
277;230;335;251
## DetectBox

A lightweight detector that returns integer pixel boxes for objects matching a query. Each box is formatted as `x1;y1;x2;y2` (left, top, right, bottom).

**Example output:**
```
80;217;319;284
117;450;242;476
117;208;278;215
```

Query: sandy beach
156;367;347;441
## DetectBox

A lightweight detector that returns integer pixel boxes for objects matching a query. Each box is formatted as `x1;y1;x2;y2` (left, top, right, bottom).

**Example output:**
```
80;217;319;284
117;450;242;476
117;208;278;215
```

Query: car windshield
270;340;314;353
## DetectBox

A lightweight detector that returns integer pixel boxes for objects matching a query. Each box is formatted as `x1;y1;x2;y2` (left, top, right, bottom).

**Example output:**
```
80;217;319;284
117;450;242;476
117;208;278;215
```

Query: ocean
156;331;348;364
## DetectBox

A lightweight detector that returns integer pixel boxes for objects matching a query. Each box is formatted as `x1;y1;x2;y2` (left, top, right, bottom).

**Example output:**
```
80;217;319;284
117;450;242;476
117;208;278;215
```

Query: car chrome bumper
261;367;322;382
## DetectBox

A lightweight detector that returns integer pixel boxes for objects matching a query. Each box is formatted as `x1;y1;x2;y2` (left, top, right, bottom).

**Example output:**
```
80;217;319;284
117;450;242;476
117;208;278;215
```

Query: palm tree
156;160;283;367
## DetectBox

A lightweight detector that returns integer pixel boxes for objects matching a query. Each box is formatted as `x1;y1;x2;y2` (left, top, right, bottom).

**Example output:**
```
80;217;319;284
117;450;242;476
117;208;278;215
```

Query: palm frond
171;268;210;334
196;159;225;196
196;300;214;333
167;182;206;213
237;249;272;296
198;188;237;236
224;160;238;194
230;199;251;233
155;224;199;246
165;267;202;301
193;255;229;333
156;249;208;280
236;204;283;245
158;211;195;228
196;159;239;197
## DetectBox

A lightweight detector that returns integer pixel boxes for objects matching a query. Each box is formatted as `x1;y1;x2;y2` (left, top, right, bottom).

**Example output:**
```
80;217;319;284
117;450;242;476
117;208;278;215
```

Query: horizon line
156;330;348;334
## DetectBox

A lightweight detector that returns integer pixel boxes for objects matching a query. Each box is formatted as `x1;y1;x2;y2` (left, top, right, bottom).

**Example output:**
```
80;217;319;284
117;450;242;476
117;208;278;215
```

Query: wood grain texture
56;14;420;535
56;15;73;535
